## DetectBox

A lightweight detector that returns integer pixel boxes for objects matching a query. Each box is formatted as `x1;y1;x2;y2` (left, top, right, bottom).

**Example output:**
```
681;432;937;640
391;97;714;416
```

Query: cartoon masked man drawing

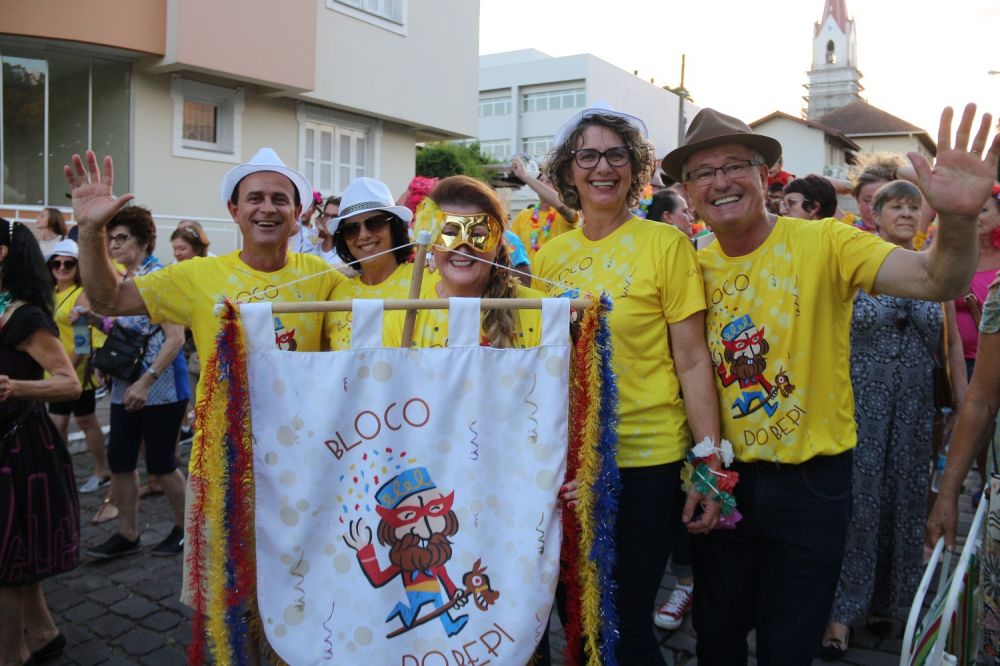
713;314;779;418
343;467;469;637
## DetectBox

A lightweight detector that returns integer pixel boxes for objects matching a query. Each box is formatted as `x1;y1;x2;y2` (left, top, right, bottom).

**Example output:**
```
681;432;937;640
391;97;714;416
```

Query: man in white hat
660;104;999;663
64;147;345;602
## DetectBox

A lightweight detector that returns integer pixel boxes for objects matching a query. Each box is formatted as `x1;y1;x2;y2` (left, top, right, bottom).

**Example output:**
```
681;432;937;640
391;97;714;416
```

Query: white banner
244;298;570;665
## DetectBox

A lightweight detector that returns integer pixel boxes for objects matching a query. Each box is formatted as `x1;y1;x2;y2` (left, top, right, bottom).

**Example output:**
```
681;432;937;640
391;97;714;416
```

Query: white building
1;0;478;253
750;111;859;181
477;49;697;210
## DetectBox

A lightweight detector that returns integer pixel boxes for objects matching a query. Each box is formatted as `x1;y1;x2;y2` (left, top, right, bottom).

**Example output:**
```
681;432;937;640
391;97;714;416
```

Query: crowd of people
0;98;998;666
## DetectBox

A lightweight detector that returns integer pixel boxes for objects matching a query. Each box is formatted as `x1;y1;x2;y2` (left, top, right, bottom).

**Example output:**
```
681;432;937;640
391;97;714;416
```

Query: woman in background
46;238;110;494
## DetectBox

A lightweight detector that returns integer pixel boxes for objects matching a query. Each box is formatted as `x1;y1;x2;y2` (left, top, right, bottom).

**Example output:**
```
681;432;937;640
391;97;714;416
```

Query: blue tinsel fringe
593;293;621;665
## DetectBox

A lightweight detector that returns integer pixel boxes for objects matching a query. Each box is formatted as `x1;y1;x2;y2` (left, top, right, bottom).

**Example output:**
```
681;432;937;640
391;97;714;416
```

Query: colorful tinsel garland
562;294;620;665
187;300;258;665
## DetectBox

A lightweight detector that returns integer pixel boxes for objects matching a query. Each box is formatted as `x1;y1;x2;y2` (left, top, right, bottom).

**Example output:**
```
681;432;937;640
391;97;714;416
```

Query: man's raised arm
873;103;1000;301
64;150;148;316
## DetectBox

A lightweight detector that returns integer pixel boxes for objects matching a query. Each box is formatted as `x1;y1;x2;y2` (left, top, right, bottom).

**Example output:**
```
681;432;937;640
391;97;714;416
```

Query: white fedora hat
330;177;413;234
219;147;312;207
46;238;79;261
552;100;649;152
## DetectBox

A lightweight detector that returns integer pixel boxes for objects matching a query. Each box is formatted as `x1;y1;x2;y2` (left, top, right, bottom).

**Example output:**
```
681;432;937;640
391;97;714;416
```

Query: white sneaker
654;585;693;630
79;475;109;494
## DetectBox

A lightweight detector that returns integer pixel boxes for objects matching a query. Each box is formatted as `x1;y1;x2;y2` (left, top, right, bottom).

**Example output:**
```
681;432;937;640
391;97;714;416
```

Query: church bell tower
804;0;864;119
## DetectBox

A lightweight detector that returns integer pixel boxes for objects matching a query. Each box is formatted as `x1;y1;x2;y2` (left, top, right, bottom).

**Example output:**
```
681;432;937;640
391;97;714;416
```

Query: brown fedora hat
661;108;782;181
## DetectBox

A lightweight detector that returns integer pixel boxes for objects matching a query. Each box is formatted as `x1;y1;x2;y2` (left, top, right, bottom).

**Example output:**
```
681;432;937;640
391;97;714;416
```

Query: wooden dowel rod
400;231;431;348
268;297;592;314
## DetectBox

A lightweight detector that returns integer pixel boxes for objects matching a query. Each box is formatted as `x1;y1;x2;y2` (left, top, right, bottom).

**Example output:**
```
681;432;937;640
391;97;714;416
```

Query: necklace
528;205;558;252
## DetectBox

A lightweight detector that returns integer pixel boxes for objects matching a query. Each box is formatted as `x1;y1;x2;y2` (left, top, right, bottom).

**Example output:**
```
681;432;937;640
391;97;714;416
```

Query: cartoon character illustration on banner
713;314;793;418
273;316;297;351
343;466;500;638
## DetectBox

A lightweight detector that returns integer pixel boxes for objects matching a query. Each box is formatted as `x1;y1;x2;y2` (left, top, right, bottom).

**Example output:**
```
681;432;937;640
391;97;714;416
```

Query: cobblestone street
44;395;973;665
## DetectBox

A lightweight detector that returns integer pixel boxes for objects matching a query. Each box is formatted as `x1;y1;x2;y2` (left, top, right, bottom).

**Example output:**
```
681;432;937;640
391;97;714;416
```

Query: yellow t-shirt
532;216;706;467
510;205;577;259
383;275;545;349
698;217;896;463
53;285;98;389
327;263;414;350
135;251;343;467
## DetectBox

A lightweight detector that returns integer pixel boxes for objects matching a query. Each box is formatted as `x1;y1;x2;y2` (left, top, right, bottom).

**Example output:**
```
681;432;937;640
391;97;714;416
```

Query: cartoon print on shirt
712;314;789;418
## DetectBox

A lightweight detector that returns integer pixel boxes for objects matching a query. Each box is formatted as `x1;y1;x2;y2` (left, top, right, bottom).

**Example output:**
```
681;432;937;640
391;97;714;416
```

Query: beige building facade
1;0;478;253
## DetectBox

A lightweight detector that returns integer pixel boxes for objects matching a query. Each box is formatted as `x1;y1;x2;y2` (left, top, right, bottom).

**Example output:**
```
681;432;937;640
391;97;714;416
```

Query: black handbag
92;323;159;382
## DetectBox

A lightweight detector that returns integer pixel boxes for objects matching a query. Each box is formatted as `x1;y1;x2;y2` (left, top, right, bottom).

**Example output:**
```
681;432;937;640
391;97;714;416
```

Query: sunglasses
437;213;503;253
339;215;392;239
49;258;77;270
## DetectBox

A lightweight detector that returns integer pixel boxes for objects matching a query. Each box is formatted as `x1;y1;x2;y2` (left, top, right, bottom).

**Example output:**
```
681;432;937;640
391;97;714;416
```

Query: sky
478;0;999;141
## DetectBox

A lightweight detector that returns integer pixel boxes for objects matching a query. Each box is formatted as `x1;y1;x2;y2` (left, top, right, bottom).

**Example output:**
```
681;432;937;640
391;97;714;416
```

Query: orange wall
170;0;314;91
0;0;166;55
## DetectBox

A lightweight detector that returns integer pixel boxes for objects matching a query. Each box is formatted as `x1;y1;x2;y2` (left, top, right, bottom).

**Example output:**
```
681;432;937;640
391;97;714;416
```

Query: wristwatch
146;367;160;380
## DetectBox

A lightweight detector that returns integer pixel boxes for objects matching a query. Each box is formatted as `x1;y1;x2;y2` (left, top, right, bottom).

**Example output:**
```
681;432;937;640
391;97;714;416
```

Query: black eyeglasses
108;233;132;245
571;147;630;169
339;215;392;239
685;160;764;185
49;259;77;270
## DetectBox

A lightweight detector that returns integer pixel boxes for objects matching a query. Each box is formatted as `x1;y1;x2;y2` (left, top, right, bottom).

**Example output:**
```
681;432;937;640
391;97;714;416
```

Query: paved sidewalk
44;396;975;664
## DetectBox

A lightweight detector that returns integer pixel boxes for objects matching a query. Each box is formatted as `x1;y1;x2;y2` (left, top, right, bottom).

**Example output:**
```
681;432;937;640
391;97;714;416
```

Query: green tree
416;142;495;182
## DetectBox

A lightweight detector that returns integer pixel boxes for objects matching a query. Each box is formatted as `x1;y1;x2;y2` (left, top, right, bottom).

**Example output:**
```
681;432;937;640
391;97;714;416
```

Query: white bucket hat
219;147;312;207
330;177;414;234
46;238;79;261
552;100;649;152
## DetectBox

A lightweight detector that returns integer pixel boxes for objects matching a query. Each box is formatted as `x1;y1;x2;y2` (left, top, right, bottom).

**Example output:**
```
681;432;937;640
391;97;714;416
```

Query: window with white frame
479;96;511;117
477;140;511;161
329;0;407;35
170;77;244;163
522;88;586;113
520;136;552;158
299;105;378;195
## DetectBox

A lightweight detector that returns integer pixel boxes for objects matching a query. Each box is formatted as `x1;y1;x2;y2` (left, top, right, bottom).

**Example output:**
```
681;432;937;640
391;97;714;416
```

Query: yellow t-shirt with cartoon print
383;273;545;349
135;251;342;468
510;204;577;259
532;216;707;467
327;263;414;350
698;217;896;464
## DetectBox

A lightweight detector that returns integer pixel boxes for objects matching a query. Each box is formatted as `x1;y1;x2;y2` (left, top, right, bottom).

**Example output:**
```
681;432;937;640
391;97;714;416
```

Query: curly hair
850;152;906;198
430;175;519;348
107;206;156;255
544;114;655;211
1;218;54;318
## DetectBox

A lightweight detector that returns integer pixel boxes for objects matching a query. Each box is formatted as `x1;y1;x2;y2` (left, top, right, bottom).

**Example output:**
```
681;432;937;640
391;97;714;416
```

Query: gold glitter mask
436;213;503;253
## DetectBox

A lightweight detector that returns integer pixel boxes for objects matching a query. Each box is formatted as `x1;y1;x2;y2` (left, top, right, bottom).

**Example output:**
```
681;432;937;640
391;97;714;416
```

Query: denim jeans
692;451;853;665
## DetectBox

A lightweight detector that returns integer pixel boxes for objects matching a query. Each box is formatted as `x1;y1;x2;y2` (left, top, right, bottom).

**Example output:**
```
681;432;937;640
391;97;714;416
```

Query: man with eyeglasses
660;104;1000;664
64;147;345;619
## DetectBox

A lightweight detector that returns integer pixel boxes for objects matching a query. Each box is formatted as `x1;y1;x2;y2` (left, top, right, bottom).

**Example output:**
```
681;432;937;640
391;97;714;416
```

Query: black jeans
692;452;853;666
534;462;681;665
614;462;681;665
